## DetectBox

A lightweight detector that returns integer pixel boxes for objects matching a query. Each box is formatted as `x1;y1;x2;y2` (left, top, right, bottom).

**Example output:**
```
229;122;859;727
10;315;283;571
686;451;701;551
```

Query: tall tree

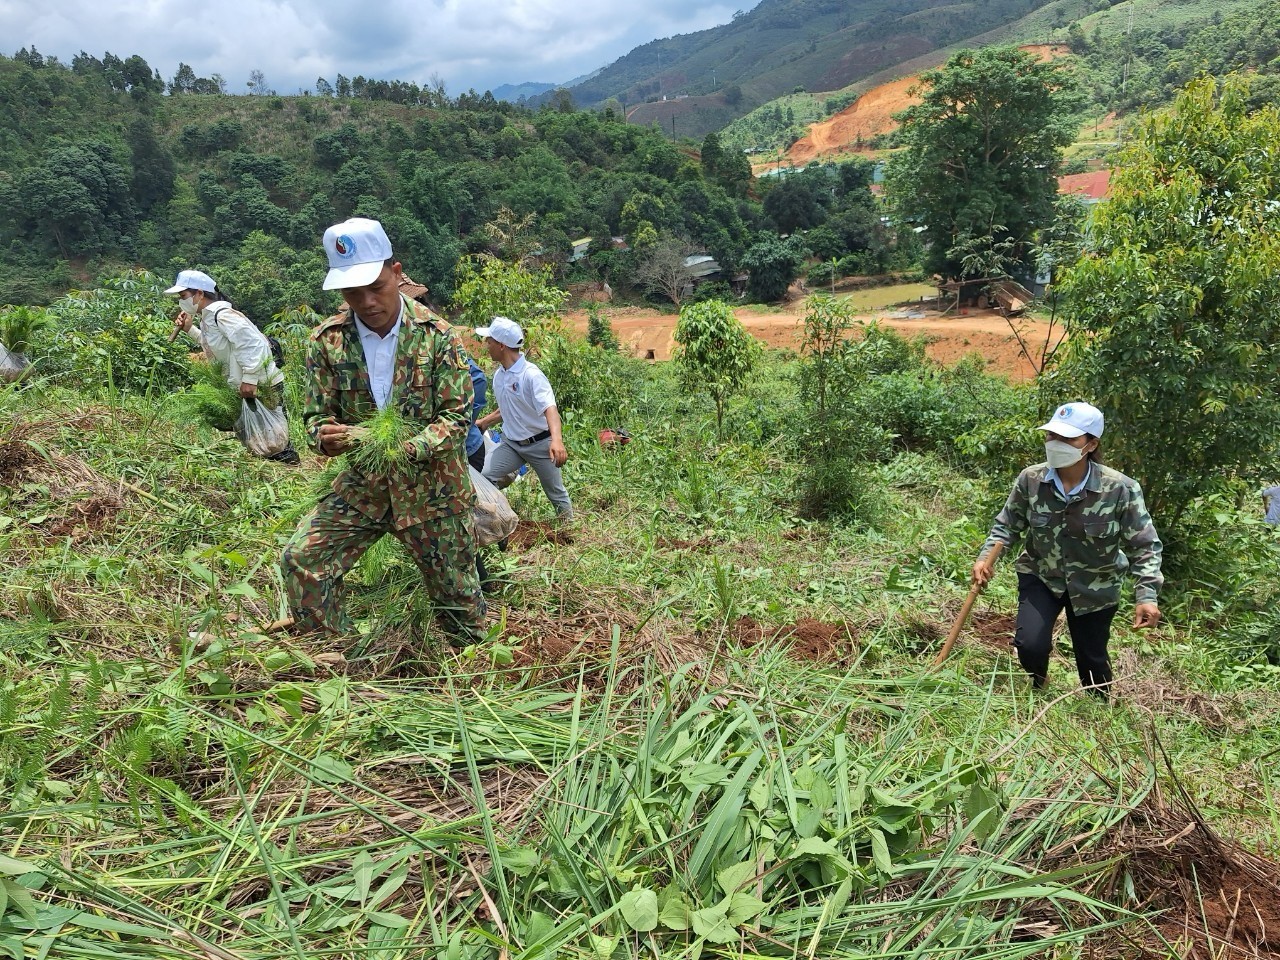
886;46;1079;279
1054;77;1280;528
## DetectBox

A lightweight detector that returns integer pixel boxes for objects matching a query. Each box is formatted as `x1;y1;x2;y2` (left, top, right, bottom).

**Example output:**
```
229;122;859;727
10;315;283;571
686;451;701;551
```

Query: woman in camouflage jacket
972;402;1163;697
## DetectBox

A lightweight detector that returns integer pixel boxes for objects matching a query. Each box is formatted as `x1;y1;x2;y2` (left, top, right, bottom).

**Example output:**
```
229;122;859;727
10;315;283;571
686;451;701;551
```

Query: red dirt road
566;302;1063;380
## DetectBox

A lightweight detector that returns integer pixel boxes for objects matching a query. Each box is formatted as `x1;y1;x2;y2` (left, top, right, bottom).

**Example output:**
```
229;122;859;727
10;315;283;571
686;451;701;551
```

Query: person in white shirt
168;269;300;464
475;316;572;521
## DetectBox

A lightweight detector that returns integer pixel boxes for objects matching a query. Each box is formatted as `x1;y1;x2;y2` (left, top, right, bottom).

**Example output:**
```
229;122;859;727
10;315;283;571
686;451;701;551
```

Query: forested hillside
721;0;1279;155
552;0;1061;137
0;50;763;310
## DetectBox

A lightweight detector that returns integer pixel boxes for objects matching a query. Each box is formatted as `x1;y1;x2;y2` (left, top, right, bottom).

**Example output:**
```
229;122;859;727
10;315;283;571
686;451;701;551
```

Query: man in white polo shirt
475;317;573;521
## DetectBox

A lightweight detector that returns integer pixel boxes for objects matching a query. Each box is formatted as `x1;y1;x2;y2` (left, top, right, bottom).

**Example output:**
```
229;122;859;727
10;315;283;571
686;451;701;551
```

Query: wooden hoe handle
931;541;1005;669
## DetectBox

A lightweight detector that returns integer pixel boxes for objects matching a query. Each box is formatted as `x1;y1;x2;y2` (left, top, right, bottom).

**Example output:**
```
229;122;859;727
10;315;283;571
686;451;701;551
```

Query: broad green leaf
716;861;755;895
809;774;834;812
792;836;839;859
311;753;354;784
0;857;36;879
691;902;737;944
680;762;730;788
619;888;658;932
659;896;692;931
727;891;767;925
590;933;617;958
0;935;23;960
1;880;37;923
365;910;412;928
500;847;541;877
869;828;893;874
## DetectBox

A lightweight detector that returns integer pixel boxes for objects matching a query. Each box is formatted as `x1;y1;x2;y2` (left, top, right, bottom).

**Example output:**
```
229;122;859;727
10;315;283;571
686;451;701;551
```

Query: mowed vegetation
3;258;1280;957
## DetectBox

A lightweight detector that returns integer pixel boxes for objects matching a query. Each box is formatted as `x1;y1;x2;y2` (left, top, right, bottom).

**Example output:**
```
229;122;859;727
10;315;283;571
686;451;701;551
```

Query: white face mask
1044;439;1086;469
179;294;200;315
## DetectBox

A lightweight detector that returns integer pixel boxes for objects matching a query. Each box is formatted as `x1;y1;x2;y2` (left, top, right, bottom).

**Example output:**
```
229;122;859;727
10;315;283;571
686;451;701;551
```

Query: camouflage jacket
983;462;1164;614
304;296;475;529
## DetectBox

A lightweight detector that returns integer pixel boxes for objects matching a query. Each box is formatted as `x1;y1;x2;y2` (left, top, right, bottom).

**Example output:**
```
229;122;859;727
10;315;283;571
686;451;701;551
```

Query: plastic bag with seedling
235;398;290;457
471;466;518;547
346;406;417;475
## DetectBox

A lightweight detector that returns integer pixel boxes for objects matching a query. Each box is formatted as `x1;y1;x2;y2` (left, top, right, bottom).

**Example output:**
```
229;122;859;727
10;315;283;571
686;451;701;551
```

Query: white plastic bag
470;466;518;547
0;343;30;383
234;399;291;458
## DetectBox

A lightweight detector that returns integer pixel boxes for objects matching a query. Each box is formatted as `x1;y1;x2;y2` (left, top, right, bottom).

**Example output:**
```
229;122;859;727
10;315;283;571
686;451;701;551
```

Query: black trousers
1014;573;1117;696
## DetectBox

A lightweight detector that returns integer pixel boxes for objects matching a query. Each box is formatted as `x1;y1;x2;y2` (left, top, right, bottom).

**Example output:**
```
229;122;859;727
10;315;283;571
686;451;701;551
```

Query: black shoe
269;447;302;465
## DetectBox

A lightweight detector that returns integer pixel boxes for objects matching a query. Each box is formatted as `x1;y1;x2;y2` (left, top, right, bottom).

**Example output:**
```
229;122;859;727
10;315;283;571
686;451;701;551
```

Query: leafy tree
886;47;1079;279
740;234;804;302
215;230;332;322
127;118;175;214
674;299;761;435
451;256;567;336
586;306;619;351
1053;77;1280;529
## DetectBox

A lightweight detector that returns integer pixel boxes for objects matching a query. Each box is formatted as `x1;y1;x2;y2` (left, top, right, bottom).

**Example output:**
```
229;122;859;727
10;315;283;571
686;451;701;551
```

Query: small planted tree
1054;77;1280;529
674;300;761;436
586;306;619;352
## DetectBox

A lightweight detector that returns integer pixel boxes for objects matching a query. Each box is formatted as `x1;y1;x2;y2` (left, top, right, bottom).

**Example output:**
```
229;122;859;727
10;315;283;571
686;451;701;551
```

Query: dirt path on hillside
785;44;1072;166
566;301;1063;380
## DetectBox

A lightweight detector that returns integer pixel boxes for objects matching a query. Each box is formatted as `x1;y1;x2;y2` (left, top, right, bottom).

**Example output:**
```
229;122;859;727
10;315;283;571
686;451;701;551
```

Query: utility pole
672;114;676;138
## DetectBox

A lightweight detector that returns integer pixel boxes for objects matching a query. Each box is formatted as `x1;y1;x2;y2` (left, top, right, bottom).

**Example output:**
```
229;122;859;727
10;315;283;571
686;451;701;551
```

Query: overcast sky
4;0;751;96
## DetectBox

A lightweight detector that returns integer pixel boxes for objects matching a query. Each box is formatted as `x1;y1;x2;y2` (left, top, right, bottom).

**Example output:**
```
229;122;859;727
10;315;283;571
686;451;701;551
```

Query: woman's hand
239;382;258;399
1132;603;1161;629
174;311;193;333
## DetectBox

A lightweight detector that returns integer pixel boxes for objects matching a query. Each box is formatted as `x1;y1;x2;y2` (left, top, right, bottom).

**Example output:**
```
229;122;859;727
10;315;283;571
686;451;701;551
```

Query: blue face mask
1044;439;1084;469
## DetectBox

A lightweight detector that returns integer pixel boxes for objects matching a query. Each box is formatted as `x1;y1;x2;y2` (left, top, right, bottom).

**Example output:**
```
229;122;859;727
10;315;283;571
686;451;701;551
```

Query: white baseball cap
1039;401;1104;438
165;269;217;294
475;316;524;348
322;217;394;290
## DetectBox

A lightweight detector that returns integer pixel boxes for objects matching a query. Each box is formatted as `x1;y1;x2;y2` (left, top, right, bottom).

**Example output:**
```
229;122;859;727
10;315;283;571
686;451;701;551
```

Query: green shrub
31;270;193;395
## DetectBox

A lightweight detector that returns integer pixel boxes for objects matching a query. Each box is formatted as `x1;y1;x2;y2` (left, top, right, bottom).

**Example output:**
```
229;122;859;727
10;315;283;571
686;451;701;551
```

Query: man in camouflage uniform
281;217;485;645
972;402;1162;696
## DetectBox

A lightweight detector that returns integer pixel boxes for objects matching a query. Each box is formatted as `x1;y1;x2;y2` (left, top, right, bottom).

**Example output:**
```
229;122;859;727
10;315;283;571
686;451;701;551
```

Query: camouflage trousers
281;493;485;644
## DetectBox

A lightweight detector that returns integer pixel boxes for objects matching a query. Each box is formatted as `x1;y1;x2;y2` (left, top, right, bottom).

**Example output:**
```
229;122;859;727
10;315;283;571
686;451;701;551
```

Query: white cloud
2;0;747;96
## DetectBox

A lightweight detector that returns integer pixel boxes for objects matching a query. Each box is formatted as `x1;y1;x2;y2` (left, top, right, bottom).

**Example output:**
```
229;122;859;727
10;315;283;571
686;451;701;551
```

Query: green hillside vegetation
4;64;1280;958
727;0;1277;159
0;48;933;318
557;0;1064;138
4;271;1280;957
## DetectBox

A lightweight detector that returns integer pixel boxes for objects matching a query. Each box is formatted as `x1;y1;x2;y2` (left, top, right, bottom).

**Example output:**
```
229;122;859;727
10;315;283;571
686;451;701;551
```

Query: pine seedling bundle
175;362;241;431
347;406;416;475
174;362;284;432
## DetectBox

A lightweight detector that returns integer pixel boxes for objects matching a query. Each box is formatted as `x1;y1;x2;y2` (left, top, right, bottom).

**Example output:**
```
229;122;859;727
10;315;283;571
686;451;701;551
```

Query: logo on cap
334;235;357;260
1059;405;1072;418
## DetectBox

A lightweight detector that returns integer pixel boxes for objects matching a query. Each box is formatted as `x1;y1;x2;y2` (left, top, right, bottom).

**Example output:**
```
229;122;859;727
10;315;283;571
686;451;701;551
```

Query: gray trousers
483;437;573;518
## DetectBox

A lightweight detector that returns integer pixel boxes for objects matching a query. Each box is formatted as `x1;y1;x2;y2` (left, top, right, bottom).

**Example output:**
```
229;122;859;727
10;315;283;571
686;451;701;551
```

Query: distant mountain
560;0;1065;138
490;81;557;102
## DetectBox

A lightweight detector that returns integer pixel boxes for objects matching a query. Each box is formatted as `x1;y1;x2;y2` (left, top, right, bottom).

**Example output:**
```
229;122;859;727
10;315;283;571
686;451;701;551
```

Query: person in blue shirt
1263;485;1280;526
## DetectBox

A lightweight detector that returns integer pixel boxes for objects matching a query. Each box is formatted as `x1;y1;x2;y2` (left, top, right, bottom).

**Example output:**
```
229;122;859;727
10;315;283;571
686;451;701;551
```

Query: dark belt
512;430;551;446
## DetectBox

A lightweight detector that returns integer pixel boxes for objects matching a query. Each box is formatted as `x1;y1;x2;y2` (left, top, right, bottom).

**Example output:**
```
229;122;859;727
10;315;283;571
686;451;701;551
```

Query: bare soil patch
505;520;575;550
732;616;858;663
45;494;124;541
969;611;1017;651
788;75;921;165
567;301;1058;379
